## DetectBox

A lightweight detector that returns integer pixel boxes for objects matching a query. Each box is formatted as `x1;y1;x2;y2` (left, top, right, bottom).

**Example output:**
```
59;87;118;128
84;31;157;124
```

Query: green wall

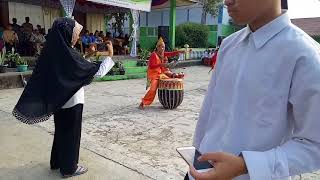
139;27;158;50
314;36;320;44
139;24;239;49
207;24;238;47
222;24;237;36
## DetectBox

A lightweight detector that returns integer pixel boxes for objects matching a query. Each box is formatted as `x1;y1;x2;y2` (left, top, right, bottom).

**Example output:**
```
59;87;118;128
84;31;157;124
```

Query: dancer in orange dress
139;37;184;109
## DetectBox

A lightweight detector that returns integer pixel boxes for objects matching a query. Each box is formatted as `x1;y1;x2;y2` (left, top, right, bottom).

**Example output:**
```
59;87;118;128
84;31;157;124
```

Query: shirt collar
238;11;291;49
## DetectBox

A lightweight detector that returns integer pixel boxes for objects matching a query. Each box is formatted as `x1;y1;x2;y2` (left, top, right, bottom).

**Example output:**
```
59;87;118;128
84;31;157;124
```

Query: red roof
291;17;320;37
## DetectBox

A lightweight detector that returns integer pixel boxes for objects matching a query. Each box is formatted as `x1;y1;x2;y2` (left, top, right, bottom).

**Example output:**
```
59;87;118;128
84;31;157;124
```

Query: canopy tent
152;0;198;9
86;0;152;12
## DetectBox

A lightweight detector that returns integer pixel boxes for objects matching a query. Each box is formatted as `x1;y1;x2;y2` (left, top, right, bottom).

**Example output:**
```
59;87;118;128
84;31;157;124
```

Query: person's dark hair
12;18;17;24
99;31;104;37
25;17;30;23
85;30;89;34
37;25;41;29
89;33;93;36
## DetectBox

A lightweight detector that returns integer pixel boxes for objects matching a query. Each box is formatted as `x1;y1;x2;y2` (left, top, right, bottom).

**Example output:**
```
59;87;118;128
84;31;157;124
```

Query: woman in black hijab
12;17;114;178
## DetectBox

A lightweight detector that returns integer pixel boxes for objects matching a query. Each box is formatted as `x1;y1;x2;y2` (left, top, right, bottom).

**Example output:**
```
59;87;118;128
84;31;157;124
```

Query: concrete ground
0;66;319;180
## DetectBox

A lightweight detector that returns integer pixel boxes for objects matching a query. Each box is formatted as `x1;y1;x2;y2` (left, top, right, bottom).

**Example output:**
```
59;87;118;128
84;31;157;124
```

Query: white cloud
288;0;320;19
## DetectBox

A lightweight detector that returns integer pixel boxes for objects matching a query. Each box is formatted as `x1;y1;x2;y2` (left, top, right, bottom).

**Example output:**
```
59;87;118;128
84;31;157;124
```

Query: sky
288;0;320;19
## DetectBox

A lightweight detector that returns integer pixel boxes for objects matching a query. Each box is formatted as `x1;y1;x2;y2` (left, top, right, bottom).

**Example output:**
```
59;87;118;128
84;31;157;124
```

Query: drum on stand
158;78;184;109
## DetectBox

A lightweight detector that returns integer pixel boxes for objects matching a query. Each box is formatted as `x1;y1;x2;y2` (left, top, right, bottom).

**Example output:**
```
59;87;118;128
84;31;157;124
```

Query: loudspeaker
158;26;170;50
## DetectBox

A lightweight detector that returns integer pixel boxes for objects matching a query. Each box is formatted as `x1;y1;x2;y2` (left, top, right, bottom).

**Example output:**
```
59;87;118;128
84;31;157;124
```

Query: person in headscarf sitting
12;17;114;178
139;37;184;109
30;29;46;56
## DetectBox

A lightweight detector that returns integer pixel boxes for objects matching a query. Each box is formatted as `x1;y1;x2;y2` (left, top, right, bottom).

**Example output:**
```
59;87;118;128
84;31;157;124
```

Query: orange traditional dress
141;51;181;106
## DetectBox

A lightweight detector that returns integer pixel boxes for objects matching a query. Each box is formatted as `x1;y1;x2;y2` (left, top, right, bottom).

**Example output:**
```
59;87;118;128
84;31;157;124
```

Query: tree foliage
199;0;224;24
201;0;224;17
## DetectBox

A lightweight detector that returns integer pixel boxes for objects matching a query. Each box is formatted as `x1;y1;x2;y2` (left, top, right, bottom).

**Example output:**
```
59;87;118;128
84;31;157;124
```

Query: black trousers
50;104;83;174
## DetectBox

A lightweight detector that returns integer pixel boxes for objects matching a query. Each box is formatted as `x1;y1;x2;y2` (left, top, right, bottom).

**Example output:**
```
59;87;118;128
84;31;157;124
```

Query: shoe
50;166;59;170
138;102;144;110
61;165;88;178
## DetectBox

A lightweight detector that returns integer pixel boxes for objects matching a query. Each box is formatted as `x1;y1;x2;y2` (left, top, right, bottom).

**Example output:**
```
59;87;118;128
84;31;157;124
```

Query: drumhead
159;78;183;82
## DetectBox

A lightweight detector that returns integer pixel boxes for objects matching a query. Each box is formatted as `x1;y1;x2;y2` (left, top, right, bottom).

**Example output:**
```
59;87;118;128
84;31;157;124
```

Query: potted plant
92;55;102;66
0;50;7;73
114;61;121;68
113;61;126;75
108;67;116;76
119;63;126;75
137;49;150;66
16;57;28;72
6;48;21;68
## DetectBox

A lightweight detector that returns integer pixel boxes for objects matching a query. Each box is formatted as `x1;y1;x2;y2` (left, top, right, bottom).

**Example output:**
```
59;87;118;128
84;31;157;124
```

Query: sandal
61;165;88;178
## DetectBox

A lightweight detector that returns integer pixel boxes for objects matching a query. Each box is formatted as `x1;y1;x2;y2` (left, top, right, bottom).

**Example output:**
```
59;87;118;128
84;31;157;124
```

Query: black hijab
12;17;98;124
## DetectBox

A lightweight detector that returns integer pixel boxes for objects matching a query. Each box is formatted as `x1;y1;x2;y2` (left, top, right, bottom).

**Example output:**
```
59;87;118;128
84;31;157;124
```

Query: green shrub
176;23;210;48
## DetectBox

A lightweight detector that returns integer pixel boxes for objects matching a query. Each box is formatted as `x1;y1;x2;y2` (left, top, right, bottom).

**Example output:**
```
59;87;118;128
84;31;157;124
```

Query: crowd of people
79;30;129;55
0;17;130;57
0;17;46;56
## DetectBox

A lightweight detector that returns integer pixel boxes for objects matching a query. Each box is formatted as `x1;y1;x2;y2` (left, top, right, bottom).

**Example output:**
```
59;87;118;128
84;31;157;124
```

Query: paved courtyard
0;66;319;180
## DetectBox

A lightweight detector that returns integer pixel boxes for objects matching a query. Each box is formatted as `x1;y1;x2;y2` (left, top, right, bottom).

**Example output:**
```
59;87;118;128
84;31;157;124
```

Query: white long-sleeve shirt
62;56;114;109
192;12;320;180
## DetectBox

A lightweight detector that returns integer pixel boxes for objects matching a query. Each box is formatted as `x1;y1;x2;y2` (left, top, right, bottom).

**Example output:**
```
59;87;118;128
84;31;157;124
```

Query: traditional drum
158;78;184;109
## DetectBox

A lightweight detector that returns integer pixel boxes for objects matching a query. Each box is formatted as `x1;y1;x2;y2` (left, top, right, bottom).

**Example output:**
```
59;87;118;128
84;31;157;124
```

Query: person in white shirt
13;18;114;178
187;0;320;180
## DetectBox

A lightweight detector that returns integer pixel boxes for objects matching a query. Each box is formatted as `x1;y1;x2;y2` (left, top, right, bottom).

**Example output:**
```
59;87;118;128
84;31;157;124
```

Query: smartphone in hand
176;146;214;171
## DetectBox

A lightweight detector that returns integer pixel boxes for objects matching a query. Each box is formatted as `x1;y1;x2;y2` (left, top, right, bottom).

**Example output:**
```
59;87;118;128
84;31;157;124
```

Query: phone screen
177;147;214;170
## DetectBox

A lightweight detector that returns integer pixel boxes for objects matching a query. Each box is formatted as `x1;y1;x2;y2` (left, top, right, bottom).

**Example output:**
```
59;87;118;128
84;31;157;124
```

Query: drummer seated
139;37;184;109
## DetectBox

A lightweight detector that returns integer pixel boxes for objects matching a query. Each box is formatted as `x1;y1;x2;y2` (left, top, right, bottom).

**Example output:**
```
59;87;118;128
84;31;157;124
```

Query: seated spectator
2;24;18;53
36;25;45;35
81;30;90;52
123;34;130;47
99;31;104;38
30;29;46;56
104;32;113;42
36;25;41;31
95;31;103;43
94;30;99;37
89;33;97;43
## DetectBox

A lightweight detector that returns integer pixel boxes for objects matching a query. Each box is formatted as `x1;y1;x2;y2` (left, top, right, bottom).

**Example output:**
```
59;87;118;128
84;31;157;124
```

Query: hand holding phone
176;146;214;171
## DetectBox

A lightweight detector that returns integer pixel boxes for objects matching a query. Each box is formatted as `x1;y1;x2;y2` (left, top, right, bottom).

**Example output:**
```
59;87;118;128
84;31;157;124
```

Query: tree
106;12;128;36
199;0;224;24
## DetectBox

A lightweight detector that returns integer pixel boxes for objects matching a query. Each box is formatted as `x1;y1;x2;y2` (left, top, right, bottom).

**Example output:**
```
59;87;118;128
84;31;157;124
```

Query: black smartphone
176;146;214;170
